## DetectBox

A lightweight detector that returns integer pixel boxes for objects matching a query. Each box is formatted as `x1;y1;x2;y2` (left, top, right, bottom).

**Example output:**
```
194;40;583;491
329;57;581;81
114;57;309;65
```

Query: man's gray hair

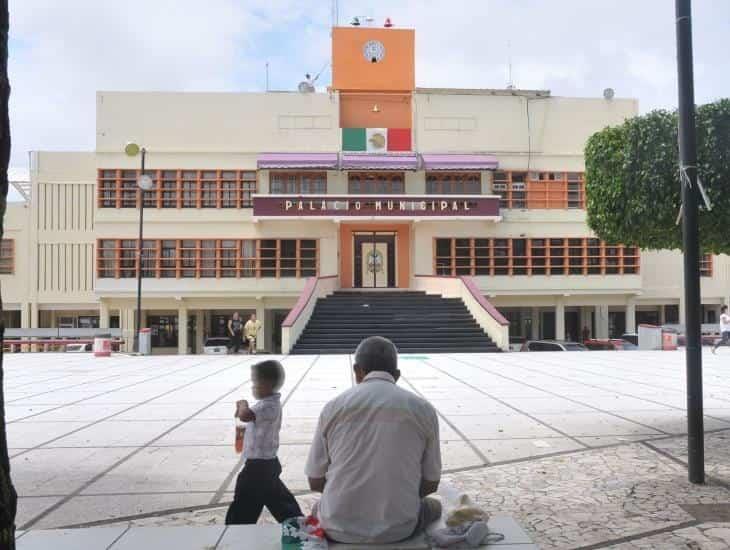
354;336;398;375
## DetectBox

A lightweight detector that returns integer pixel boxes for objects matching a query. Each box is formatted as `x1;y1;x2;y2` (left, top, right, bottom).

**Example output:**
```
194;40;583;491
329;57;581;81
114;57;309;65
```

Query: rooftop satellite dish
298;81;315;93
603;88;615;100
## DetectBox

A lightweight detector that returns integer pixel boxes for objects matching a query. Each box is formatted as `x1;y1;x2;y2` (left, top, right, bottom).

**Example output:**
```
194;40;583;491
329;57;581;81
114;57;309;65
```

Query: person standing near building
712;305;730;354
245;313;262;355
228;312;244;354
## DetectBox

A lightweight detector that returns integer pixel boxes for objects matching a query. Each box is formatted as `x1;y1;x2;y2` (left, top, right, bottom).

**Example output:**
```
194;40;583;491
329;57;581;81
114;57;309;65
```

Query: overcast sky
8;0;730;173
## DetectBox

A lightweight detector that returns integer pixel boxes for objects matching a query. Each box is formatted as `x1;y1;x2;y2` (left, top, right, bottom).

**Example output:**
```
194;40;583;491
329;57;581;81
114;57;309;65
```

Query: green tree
585;98;730;253
0;0;17;547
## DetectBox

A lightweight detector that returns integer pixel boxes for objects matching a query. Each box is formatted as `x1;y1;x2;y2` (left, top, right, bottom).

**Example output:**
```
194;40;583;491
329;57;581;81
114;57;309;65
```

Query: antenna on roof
298;62;330;93
506;41;515;90
331;0;339;27
265;61;270;91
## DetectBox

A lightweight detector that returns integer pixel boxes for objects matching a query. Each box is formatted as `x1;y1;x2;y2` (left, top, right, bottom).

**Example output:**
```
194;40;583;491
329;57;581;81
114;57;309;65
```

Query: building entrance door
353;232;396;288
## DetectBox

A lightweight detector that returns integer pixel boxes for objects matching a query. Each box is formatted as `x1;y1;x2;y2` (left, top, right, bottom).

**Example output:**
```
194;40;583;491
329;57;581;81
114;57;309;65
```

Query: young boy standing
225;360;302;524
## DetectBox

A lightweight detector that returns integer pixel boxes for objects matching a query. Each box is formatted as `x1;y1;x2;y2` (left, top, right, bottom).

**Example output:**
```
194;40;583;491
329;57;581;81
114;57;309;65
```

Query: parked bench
3;339;123;353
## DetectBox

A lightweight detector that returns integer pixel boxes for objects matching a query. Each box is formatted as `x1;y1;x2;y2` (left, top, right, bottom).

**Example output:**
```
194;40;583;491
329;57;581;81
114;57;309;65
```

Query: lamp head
124;142;141;157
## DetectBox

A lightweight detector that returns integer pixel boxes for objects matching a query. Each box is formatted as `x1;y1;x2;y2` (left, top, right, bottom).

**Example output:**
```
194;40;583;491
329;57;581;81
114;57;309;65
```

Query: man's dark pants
714;331;730;351
230;331;242;354
225;458;302;524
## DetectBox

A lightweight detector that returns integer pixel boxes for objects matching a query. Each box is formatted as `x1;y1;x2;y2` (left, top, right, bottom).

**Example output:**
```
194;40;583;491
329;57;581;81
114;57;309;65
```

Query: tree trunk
0;0;17;547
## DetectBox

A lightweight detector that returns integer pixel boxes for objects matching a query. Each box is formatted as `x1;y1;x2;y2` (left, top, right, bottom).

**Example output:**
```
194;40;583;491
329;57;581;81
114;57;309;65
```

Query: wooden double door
353;232;396;288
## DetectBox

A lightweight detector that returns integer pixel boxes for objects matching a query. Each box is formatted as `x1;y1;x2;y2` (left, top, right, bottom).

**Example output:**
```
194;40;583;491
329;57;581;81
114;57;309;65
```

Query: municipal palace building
2;25;728;354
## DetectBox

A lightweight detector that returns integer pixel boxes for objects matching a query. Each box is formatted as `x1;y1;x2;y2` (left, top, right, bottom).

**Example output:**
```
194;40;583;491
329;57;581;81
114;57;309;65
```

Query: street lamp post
124;142;152;353
675;0;704;484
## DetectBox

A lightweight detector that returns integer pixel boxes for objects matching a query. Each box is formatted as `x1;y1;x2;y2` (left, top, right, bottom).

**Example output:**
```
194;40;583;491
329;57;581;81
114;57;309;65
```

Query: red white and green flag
341;128;412;152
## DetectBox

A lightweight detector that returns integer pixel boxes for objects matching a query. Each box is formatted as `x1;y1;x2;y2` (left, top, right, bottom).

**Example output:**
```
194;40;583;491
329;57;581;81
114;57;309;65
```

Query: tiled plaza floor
6;350;730;548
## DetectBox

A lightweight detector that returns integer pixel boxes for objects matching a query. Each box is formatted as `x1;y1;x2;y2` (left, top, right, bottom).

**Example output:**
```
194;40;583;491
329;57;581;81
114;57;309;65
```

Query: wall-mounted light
372;104;380;113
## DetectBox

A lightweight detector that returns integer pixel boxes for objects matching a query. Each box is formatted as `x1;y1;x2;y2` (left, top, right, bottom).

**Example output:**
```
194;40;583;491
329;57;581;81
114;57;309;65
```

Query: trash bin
93;334;112;357
662;330;678;351
638;324;662;350
138;328;152;355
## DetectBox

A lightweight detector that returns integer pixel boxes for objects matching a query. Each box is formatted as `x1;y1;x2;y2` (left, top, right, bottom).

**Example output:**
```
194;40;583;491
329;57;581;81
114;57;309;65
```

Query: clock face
363;40;386;63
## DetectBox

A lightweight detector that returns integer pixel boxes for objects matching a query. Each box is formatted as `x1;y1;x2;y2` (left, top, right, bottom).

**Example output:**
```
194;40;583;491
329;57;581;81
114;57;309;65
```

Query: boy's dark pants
225;458;302;524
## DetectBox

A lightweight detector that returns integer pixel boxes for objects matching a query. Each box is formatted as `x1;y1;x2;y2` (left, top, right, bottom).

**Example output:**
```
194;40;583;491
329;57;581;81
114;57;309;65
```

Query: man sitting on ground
305;336;442;543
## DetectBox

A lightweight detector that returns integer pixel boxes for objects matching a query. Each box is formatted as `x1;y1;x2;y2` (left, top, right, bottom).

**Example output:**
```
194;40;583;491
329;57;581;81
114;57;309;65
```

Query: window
348;172;404;194
700;254;713;277
141;240;157;278
97;239;318;279
160;240;177;278
98;240;117;278
78;316;100;329
0;240;14;274
120;239;137;278
434;237;640;276
221;240;237;277
98;169;258;208
492;171;527;208
270;172;326;195
148;315;178;348
99;170;117;208
665;305;679;324
426;173;481;195
492;171;585;209
161;171;178;208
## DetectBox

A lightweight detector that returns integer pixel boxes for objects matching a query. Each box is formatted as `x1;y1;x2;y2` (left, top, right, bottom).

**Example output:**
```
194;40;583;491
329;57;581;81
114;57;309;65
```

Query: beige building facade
3;26;728;353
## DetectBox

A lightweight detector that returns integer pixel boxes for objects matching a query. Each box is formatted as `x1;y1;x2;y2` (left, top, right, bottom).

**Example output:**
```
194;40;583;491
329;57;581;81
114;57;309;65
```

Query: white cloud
7;0;730;169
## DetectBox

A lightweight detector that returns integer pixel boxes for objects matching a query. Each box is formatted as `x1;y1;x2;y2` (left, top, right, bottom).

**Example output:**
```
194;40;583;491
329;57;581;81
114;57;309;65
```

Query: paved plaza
5;350;730;548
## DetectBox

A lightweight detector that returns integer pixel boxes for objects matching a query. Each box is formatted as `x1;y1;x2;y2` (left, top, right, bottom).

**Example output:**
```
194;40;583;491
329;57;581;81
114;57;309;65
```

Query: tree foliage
585;99;730;254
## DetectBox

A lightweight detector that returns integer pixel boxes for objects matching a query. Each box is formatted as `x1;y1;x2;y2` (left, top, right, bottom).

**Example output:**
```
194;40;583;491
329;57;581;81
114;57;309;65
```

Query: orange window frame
493;171;585;209
425;172;481;195
700;254;713;277
96;238;319;279
97;169;258;209
269;172;327;194
0;239;14;274
348;172;405;194
433;237;639;276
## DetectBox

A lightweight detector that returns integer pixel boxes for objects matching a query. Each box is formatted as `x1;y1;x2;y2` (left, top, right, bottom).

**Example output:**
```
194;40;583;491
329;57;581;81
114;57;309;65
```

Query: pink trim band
459;276;509;326
282;276;338;328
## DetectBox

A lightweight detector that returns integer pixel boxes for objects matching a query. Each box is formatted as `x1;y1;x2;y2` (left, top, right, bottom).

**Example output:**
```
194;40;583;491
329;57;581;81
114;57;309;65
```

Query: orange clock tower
332;26;415;151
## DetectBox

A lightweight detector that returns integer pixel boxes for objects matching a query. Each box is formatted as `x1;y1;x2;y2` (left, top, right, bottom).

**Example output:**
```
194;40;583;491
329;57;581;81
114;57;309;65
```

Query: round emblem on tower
363;40;385;63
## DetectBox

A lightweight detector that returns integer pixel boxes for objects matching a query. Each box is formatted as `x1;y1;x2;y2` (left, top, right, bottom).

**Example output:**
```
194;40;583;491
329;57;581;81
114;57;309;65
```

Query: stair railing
281;275;339;353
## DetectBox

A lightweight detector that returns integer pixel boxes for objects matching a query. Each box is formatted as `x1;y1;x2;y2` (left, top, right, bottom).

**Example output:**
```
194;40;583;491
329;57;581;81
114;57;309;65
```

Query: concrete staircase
290;290;501;354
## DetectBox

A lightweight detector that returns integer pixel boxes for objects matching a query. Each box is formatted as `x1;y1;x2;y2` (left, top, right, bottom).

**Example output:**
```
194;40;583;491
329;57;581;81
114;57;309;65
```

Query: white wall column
195;310;205;354
178;305;188;355
121;307;135;352
679;297;686;329
595;304;609;339
30;302;39;328
481;171;493;195
99;300;110;329
555;299;566;341
21;302;31;329
256;300;266;352
530;307;540;339
581;306;593;338
626;298;637;334
659;305;666;325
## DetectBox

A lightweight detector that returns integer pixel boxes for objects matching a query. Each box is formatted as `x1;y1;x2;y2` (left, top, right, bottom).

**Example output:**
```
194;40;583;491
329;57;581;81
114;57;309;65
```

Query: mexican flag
342;128;412;152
